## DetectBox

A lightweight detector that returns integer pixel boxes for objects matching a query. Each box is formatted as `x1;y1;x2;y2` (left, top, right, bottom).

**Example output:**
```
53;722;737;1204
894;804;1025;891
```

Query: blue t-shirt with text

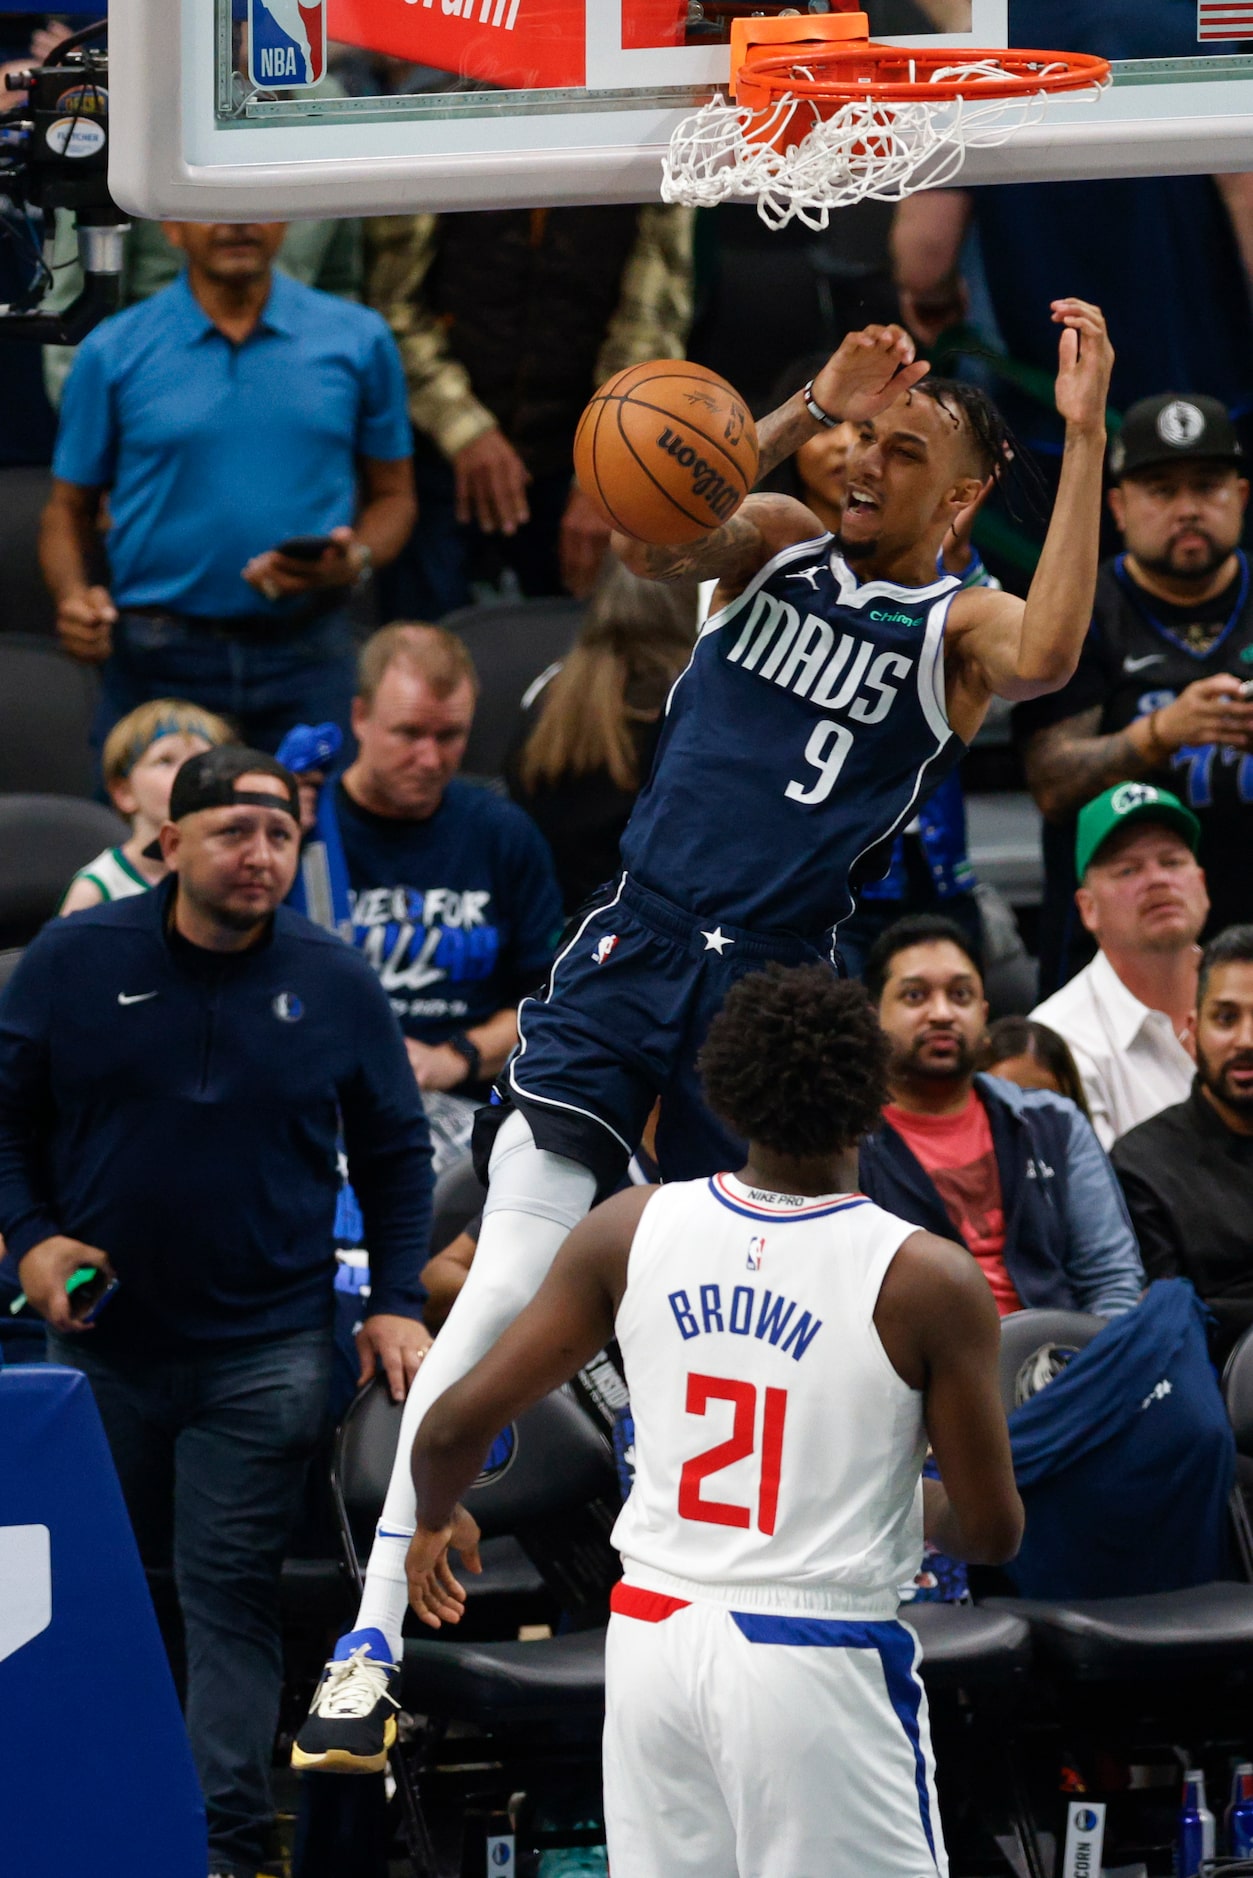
335;778;564;1046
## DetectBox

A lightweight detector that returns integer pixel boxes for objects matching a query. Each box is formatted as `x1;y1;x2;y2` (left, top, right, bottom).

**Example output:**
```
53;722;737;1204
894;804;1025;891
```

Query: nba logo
248;0;326;88
746;1236;765;1271
593;934;619;966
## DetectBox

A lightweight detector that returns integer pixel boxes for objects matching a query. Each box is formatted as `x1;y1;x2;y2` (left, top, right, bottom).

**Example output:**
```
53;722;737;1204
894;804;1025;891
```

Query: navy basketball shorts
501;872;836;1192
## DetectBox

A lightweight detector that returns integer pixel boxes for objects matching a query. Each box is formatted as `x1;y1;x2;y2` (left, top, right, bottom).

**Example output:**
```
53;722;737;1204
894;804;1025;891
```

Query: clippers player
405;967;1024;1877
293;304;1107;1767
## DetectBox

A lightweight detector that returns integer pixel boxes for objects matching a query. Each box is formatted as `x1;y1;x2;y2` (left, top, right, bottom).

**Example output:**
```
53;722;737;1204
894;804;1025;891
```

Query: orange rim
736;43;1111;108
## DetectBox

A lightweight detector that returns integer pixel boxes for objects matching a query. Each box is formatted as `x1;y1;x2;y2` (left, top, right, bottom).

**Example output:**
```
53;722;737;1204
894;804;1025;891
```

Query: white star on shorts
701;927;734;955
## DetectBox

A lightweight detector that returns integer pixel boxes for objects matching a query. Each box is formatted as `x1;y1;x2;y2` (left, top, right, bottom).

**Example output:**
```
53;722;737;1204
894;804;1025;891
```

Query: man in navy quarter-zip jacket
0;744;433;1878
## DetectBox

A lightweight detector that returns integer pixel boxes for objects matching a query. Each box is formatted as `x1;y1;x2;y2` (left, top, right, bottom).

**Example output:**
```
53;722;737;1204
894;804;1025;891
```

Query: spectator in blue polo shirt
39;222;416;756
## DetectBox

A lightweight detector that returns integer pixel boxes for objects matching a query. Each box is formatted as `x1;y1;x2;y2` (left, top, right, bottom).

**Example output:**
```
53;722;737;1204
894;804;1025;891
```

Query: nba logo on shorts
248;0;325;88
593;934;619;966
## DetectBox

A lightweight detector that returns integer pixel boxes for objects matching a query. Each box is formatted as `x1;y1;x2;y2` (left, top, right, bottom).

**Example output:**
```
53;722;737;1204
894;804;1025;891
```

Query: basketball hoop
663;11;1111;231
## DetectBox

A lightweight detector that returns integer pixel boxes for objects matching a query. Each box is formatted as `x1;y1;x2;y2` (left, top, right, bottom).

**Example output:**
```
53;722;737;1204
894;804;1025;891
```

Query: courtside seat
0;794;128;946
442;597;583;780
985;1313;1253;1687
402;1627;605;1724
908;1602;1032;1694
985;1583;1253;1682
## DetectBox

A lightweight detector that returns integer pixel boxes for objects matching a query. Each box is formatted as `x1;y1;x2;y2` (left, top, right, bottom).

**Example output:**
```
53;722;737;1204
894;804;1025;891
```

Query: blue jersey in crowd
335;778;564;1045
620;537;964;940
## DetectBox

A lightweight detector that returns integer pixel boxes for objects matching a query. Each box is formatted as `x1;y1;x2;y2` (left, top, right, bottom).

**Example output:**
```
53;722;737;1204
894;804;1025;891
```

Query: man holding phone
40;222;416;757
0;744;433;1878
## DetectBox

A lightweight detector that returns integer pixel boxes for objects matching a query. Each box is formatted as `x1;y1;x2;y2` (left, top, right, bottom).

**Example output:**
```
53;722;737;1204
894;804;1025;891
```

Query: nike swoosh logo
1123;654;1166;673
117;991;158;1006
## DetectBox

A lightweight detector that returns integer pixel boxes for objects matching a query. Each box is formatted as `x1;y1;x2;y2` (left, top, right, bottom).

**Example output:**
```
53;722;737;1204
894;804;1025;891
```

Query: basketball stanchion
663;6;1111;230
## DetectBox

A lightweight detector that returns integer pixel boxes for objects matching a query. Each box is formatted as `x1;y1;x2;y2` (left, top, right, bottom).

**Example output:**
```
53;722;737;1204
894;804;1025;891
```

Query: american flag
1198;1;1253;40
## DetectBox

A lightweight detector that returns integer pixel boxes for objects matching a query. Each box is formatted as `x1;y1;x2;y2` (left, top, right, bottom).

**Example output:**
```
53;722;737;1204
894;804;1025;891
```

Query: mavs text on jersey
505;534;966;1185
622;534;963;939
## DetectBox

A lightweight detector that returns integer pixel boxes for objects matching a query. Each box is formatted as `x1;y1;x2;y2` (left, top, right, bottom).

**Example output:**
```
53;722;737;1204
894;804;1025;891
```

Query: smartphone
65;1264;119;1324
275;534;335;562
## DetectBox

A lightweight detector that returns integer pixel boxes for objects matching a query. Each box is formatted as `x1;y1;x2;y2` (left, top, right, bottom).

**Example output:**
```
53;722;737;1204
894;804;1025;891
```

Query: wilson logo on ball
656;428;741;523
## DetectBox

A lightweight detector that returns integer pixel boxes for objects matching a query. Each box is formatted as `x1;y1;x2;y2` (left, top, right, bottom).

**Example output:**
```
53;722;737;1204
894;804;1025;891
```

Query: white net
662;59;1105;231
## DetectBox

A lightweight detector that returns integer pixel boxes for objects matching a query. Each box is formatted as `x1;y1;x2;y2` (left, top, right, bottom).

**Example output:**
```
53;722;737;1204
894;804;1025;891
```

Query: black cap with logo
168;744;300;823
1108;393;1244;482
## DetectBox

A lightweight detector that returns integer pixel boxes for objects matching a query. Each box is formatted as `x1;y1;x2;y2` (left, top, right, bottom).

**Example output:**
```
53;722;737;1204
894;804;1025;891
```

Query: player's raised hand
810;324;931;426
1050;298;1114;435
405;1505;483;1628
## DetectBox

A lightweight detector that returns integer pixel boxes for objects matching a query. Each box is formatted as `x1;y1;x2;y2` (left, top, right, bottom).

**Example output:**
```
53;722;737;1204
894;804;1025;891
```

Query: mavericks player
294;305;1105;1764
404;967;1023;1876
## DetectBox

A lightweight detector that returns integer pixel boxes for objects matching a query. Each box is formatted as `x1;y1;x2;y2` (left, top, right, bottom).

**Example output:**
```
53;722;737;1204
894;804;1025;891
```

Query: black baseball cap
168;744;300;823
1108;393;1243;482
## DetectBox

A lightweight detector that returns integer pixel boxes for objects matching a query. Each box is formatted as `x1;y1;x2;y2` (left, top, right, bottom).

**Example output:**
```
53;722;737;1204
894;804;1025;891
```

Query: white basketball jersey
611;1174;927;1618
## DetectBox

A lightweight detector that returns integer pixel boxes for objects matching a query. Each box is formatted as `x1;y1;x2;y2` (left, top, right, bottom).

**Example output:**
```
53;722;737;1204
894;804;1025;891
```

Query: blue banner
0;1366;205;1877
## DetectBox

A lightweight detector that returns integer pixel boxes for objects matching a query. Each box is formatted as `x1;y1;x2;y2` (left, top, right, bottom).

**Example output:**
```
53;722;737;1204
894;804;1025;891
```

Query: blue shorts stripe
874;1624;938;1865
729;1613;937;1865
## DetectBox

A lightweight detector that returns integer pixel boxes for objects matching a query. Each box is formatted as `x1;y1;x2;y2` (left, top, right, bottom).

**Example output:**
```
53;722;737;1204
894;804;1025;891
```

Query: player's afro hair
698;964;890;1159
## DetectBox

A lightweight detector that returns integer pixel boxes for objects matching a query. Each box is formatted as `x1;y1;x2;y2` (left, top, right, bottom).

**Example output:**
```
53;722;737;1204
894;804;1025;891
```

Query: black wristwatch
445;1031;482;1085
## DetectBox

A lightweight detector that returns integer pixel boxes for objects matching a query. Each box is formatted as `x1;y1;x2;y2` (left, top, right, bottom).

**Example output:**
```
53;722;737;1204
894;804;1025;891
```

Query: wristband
1144;708;1170;765
445;1031;482;1084
802;379;843;430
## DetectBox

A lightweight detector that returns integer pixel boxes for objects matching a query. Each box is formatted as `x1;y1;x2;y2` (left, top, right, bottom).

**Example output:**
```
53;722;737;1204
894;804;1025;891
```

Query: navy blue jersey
620;536;965;940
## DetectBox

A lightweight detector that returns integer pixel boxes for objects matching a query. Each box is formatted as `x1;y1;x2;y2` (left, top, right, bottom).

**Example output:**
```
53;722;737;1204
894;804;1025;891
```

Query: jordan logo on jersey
668;1282;822;1362
726;589;913;724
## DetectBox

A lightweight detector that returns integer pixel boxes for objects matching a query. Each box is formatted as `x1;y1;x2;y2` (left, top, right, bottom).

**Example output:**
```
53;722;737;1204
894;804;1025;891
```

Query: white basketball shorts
603;1584;947;1878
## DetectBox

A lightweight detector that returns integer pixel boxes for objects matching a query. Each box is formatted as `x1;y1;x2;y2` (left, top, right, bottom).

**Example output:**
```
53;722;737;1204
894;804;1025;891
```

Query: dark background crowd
6;6;1253;1877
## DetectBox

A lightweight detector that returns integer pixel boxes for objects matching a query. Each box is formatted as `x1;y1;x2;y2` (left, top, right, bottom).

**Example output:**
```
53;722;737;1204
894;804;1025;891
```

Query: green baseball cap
1075;782;1201;879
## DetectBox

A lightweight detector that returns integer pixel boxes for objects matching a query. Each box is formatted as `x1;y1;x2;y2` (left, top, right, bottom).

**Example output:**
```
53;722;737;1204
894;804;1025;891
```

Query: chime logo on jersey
248;0;325;88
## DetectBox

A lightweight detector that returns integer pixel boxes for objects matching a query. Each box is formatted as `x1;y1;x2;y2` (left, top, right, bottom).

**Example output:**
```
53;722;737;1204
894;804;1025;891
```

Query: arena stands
7;42;1253;1870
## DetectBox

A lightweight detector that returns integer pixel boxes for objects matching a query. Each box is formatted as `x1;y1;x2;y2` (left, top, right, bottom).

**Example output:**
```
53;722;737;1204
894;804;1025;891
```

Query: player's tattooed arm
1022;707;1161;820
612;492;821;594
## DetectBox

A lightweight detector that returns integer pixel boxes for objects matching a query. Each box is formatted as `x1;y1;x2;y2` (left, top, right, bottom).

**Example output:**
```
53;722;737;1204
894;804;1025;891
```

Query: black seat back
1223;1327;1253;1456
332;1376;617;1580
998;1308;1105;1417
443;598;583;780
430;1155;486;1252
0;795;129;947
0;636;99;796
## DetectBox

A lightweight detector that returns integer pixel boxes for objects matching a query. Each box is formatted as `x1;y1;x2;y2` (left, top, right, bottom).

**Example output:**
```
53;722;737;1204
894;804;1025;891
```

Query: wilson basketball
574;360;759;547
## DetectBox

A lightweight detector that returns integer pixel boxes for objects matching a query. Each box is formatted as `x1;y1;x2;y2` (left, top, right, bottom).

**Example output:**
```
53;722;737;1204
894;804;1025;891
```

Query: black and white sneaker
291;1629;401;1774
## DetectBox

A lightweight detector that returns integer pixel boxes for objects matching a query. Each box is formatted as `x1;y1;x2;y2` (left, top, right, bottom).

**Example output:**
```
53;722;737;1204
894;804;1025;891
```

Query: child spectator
58;699;233;913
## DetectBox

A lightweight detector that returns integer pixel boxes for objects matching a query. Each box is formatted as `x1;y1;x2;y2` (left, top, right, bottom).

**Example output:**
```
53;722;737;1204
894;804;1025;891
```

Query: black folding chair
330;1377;617;1876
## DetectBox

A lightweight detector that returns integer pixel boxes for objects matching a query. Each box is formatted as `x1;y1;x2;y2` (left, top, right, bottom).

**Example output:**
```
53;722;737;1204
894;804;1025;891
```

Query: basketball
574;360;759;547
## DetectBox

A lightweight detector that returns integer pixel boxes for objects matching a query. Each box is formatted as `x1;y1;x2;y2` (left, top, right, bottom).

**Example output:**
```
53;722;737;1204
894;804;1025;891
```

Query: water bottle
1228;1761;1253;1857
1176;1769;1216;1877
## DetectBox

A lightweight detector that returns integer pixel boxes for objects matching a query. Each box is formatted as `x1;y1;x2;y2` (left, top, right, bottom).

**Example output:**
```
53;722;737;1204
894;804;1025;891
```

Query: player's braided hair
914;376;1013;483
698;964;890;1159
914;375;1047;521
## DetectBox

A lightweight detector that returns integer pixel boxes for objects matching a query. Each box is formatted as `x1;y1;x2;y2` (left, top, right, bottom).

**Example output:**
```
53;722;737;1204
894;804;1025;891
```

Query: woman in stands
59;699;234;913
983;1014;1093;1122
507;562;698;912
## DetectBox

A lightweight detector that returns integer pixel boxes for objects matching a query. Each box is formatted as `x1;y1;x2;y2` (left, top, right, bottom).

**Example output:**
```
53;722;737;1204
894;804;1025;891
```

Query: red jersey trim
610;1582;691;1623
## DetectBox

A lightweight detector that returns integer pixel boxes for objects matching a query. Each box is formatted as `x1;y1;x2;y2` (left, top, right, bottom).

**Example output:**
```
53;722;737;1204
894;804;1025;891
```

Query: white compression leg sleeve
352;1110;598;1656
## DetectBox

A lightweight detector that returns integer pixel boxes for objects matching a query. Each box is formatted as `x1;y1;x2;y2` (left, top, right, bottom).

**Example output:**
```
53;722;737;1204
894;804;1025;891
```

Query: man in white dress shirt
1032;782;1207;1147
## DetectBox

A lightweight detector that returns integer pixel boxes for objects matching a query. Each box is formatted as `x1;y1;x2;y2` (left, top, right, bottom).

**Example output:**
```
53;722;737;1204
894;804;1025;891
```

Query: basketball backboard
110;1;1253;220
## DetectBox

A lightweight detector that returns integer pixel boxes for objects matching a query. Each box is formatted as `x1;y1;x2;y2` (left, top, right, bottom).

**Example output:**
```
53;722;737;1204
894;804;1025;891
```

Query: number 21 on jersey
678;1372;789;1535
